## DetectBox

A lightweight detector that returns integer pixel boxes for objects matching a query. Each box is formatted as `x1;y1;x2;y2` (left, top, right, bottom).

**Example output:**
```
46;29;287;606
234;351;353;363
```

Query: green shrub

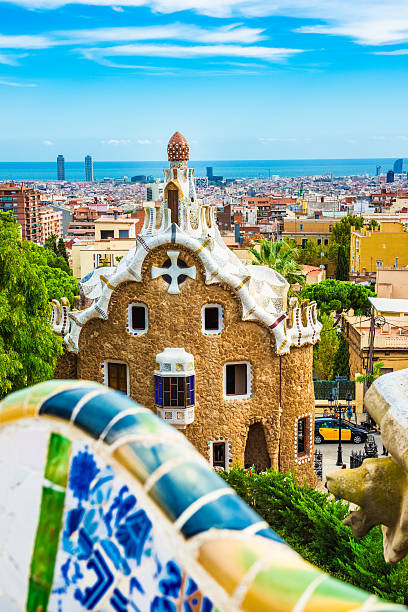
221;467;408;604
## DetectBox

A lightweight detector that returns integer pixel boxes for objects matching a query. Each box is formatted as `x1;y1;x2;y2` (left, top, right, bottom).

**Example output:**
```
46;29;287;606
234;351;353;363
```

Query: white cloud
112;5;124;10
43;139;54;145
101;138;132;145
55;23;266;44
259;137;297;143
3;0;408;48
0;34;53;49
0;53;28;65
81;43;303;63
137;139;151;144
0;78;37;87
373;49;408;55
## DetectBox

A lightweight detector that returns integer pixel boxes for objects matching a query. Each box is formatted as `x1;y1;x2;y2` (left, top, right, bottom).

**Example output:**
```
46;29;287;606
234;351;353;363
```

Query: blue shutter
155;375;163;406
189;375;195;405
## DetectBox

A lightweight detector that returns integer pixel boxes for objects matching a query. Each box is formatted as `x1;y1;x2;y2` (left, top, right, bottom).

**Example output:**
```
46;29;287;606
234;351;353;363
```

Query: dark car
314;417;368;444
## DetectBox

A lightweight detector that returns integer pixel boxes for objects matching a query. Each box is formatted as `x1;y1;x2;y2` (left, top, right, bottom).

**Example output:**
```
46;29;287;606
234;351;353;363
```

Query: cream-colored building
71;216;140;279
343;298;408;411
376;267;408;299
71;238;136;279
39;206;62;243
94;216;137;241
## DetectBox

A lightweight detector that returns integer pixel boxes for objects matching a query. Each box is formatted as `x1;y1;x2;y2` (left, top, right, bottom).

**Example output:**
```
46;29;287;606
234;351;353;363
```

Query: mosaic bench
0;380;403;611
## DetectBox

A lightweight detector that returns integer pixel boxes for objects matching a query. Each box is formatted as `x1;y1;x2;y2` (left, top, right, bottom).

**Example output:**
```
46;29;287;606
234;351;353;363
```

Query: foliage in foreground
221;467;408;605
0;213;64;397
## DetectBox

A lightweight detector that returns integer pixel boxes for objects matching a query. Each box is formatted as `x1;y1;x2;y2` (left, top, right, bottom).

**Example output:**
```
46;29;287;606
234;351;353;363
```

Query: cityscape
1;0;408;610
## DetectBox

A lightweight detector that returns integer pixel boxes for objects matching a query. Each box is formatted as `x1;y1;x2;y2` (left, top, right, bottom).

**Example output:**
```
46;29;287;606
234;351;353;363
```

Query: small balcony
156;406;195;429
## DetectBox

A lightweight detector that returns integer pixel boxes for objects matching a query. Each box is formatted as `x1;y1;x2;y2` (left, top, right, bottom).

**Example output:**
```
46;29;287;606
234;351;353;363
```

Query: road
317;432;384;484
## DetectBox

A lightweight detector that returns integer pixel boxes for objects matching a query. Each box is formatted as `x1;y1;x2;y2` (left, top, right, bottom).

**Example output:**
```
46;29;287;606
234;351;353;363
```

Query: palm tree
356;362;384;387
249;239;305;286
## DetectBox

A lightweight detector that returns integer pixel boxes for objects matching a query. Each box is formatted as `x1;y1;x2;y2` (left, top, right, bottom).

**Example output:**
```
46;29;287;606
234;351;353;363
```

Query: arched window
201;304;224;334
127;303;148;335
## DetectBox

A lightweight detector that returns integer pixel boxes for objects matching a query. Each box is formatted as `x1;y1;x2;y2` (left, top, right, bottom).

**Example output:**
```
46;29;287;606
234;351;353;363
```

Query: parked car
314;417;368;444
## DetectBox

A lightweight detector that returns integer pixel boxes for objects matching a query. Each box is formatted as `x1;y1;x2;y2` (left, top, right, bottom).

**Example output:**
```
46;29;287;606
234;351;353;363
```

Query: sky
0;0;408;161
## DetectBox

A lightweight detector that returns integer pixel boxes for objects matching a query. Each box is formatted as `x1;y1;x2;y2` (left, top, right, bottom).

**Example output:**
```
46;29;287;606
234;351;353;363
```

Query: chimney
114;211;118;220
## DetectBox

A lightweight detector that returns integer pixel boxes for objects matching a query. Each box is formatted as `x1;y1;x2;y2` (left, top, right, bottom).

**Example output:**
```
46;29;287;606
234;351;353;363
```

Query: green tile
27;487;66;612
27;432;72;612
44;432;72;488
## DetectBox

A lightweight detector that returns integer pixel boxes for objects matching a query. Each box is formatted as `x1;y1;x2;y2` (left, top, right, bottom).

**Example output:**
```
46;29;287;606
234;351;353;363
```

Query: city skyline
1;1;408;160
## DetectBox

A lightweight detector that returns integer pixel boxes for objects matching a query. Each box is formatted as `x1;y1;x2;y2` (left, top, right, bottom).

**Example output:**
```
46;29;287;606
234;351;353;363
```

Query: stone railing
359;334;408;349
0;380;402;610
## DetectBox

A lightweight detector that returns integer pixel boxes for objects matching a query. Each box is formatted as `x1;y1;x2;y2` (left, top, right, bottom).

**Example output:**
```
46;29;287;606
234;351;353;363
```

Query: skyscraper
393;158;403;174
386;170;395;183
206;166;213;180
85;155;93;182
57;155;65;181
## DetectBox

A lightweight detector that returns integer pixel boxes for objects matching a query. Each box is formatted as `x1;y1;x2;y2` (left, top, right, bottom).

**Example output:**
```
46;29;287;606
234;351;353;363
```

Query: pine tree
313;313;339;379
333;334;350;378
57;237;69;263
44;233;58;254
335;245;349;280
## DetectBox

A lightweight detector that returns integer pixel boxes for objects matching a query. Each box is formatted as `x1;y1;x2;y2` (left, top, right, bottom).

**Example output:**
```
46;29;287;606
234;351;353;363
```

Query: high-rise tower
393;158;403;174
85;155;93;182
57;155;65;181
386;170;395;183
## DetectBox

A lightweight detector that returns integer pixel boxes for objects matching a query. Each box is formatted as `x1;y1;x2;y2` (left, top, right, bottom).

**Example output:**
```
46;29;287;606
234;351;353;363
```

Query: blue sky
0;0;408;161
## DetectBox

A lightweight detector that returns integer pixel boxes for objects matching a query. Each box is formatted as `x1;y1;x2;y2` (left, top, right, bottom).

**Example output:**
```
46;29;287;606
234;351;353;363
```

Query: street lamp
328;391;335;415
328;384;344;467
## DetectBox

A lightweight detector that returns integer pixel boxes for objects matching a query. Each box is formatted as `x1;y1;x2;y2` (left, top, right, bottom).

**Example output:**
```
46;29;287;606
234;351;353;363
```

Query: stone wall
55;243;316;483
54;349;78;379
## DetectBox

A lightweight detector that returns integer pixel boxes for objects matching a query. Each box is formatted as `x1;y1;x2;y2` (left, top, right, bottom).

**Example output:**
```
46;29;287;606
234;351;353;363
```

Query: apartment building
241;196;297;223
38;207;62;242
281;217;336;246
342;298;408;410
71;211;144;279
0;182;41;241
350;221;408;274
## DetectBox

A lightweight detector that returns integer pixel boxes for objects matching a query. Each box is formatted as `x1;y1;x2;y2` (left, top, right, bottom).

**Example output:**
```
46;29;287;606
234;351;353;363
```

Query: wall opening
167;188;179;224
224;363;250;397
244;422;271;472
106;362;128;394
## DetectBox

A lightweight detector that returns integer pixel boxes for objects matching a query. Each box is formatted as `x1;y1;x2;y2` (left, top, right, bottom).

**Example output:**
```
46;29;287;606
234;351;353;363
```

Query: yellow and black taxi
314;417;368;445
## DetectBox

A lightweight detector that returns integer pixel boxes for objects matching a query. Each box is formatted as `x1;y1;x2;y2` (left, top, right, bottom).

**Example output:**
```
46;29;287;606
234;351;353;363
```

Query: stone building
52;132;321;482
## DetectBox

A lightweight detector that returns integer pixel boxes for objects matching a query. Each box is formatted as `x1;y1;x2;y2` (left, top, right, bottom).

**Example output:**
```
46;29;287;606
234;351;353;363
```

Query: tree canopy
301;279;375;315
0;212;63;397
330;215;364;249
21;240;78;306
250;239;305;286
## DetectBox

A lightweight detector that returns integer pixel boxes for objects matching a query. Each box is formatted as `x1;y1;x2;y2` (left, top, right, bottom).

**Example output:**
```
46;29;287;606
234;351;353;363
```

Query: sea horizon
0;157;403;181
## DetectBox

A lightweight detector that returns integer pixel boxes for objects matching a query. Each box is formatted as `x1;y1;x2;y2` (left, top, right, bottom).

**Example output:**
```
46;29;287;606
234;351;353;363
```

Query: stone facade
55;242;316;483
52;132;320;484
